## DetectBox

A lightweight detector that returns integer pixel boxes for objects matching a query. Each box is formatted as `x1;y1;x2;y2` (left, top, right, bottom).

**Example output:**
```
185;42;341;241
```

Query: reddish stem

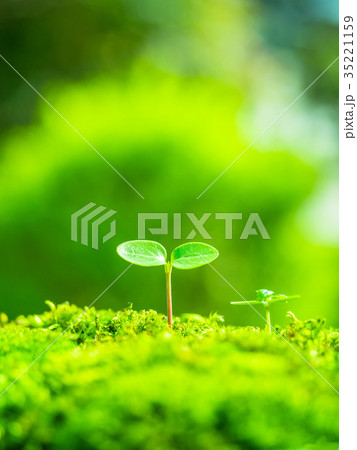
165;264;173;327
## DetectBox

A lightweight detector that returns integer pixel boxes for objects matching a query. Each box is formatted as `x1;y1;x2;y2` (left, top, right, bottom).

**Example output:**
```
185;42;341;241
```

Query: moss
0;302;338;449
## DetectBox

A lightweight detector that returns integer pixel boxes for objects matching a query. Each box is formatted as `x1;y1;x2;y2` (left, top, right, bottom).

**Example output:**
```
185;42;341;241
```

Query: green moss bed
0;302;338;450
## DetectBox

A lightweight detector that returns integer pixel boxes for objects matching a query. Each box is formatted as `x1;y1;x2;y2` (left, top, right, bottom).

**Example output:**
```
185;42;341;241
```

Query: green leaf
231;291;300;307
171;242;219;270
117;240;167;267
269;295;300;304
256;289;274;301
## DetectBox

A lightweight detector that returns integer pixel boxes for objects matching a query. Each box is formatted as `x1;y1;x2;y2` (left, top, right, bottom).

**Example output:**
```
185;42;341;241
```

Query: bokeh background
0;0;338;327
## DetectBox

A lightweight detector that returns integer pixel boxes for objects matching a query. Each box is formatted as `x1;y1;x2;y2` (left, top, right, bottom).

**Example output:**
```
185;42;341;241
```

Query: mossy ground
0;303;338;450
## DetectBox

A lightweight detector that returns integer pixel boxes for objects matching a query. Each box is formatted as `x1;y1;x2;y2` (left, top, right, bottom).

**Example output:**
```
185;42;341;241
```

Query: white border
340;0;357;448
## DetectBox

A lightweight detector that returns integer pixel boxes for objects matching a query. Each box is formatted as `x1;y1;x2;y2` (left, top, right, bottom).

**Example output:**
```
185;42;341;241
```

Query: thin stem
265;305;271;334
165;263;173;327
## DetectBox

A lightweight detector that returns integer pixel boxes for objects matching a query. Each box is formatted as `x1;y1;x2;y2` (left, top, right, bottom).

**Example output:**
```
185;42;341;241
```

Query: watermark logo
138;213;270;240
71;205;270;249
71;202;117;250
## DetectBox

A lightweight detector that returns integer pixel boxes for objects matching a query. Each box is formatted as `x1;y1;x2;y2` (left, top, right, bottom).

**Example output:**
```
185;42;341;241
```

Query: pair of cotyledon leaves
117;240;219;269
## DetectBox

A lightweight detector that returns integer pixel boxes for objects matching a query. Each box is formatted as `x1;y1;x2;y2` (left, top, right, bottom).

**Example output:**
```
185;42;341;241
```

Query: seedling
116;240;219;327
231;289;299;333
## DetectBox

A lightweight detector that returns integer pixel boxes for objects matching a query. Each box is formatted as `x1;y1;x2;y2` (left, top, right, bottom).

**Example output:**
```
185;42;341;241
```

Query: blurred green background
0;0;338;326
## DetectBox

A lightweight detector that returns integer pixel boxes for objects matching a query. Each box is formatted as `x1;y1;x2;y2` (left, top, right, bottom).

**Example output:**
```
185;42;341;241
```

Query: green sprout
117;240;219;327
231;289;299;333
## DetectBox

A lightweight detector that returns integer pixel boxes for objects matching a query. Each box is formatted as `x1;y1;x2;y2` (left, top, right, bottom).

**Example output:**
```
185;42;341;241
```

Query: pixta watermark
71;204;270;249
138;213;270;240
71;202;117;250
